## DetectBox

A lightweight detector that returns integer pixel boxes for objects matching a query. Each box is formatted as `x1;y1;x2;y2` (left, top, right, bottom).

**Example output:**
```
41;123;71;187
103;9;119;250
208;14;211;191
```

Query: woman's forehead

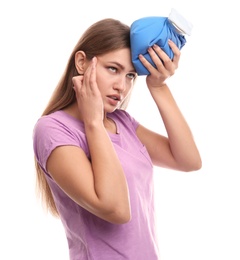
97;48;135;71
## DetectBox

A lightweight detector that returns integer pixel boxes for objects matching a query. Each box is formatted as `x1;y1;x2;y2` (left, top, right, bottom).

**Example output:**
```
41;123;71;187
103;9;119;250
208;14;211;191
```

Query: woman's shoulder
33;110;86;146
33;110;88;168
110;109;139;130
34;110;83;130
111;109;132;122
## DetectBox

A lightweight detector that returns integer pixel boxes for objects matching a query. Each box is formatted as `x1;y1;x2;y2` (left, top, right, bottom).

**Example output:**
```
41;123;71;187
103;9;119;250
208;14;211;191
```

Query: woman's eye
127;73;137;79
108;67;117;73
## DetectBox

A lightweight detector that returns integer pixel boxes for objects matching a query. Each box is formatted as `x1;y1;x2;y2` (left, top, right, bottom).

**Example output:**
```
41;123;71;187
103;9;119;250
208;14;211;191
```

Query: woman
33;18;201;260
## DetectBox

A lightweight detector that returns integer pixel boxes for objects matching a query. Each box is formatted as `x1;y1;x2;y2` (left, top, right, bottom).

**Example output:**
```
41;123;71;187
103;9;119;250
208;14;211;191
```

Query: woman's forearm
85;122;131;222
149;84;202;171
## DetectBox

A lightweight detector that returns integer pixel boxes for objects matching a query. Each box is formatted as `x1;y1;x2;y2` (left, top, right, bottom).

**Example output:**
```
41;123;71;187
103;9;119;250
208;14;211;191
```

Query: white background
1;0;240;259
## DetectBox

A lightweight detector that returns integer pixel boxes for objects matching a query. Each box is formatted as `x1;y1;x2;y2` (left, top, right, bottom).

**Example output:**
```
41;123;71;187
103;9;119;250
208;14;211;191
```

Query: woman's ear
75;51;87;74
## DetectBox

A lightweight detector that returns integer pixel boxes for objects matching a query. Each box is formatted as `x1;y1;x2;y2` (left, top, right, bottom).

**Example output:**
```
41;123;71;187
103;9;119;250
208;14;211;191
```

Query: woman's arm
136;41;202;172
47;128;131;224
47;58;131;224
136;84;202;171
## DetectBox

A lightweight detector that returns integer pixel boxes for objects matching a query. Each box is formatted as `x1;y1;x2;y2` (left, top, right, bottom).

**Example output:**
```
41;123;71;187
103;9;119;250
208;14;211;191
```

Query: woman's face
95;48;137;112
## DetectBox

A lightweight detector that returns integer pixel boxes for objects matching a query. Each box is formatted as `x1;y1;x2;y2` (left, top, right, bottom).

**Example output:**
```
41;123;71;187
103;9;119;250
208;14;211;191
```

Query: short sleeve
33;116;82;172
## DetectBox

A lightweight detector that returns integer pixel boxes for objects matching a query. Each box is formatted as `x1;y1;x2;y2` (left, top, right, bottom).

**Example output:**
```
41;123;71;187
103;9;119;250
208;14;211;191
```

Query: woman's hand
72;57;104;125
139;40;180;89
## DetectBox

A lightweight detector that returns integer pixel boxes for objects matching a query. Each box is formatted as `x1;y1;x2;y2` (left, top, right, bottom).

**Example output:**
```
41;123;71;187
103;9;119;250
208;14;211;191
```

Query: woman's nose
113;76;126;92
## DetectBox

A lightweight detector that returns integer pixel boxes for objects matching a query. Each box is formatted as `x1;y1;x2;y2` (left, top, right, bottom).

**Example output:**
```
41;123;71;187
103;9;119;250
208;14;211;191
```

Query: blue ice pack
130;8;193;75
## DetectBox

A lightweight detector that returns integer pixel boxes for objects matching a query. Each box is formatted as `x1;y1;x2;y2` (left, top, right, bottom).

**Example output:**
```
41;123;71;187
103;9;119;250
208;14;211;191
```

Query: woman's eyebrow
108;61;136;72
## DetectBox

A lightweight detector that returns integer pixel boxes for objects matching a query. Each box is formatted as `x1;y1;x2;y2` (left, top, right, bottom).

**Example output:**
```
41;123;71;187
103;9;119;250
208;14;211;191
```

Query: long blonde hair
35;18;133;217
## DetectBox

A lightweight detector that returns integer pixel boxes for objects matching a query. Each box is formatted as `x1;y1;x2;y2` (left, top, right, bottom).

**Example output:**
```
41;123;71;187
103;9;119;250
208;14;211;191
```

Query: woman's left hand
139;40;180;89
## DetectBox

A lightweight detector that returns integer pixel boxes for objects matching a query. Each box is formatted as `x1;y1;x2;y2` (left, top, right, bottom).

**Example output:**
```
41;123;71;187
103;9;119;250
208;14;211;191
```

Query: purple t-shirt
33;109;160;260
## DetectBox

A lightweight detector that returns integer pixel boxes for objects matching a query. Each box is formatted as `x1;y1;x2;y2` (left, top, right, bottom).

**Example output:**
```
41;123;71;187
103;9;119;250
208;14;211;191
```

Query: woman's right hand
72;57;104;125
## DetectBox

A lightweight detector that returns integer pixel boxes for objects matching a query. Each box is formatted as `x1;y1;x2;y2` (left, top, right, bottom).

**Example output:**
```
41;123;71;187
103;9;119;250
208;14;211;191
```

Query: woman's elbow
183;157;202;172
108;206;132;224
95;193;131;224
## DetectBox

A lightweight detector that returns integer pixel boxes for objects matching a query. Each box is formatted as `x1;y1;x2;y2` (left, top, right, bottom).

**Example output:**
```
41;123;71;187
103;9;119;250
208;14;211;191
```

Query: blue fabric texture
130;16;186;75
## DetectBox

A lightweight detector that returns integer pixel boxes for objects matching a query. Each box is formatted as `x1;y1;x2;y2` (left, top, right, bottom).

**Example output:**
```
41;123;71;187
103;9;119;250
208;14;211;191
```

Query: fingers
72;57;97;92
72;74;84;89
87;57;97;92
139;40;180;77
168;39;181;67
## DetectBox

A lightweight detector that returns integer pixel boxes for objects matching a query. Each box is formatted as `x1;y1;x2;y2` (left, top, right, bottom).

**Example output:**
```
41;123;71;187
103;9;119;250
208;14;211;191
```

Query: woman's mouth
107;95;121;106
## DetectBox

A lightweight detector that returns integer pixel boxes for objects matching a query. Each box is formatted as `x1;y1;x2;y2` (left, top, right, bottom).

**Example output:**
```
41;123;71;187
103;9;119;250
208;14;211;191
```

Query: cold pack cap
130;8;193;75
